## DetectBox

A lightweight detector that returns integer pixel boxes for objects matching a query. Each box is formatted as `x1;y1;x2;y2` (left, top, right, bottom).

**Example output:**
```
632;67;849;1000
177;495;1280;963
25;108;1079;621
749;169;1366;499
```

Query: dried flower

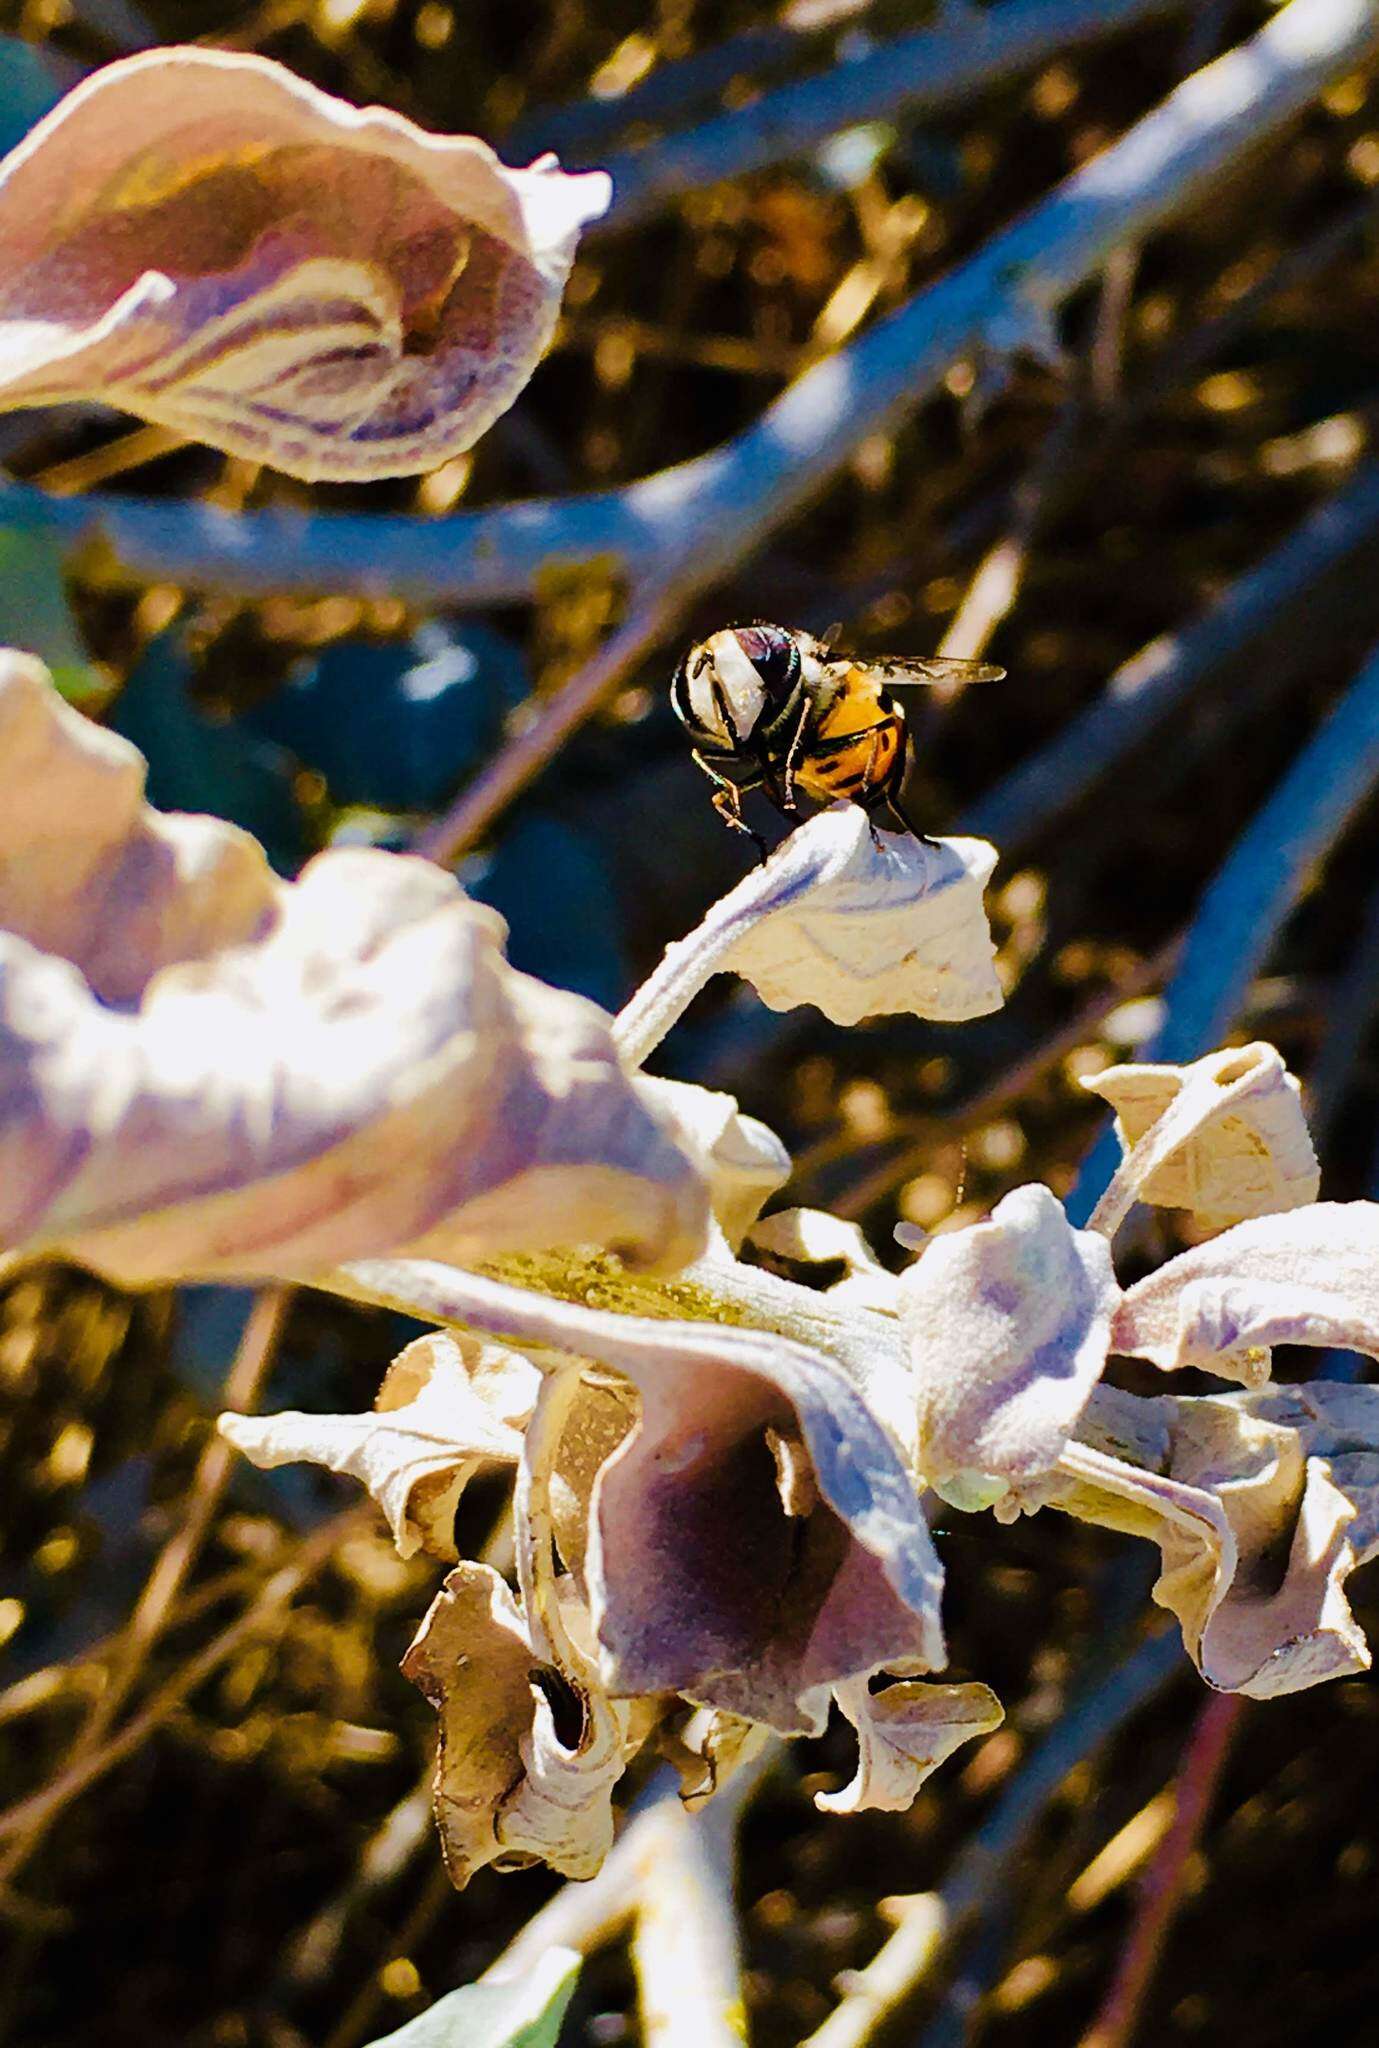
401;1561;639;1883
0;651;709;1284
819;1674;1004;1815
0;48;609;479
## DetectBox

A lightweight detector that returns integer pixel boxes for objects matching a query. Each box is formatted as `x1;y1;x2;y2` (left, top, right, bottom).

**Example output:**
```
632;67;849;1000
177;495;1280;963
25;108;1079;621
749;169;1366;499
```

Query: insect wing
868;655;1005;688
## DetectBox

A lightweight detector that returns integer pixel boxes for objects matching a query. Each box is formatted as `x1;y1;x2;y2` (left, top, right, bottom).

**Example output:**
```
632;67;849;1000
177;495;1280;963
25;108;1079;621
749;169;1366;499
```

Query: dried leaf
1059;1379;1379;1696
402;1562;634;1886
218;1331;538;1559
1084;1042;1319;1232
614;808;1001;1064
0;48;609;479
0;652;709;1284
897;1184;1119;1508
1113;1202;1379;1381
818;1675;1004;1814
363;1264;946;1735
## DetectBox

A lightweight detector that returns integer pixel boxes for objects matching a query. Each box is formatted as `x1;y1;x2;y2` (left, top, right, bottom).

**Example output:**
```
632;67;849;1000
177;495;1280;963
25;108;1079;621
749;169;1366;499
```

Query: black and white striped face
672;624;810;747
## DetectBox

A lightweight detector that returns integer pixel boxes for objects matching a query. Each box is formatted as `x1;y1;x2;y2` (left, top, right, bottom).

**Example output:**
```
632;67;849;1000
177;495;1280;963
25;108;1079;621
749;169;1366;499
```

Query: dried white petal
897;1184;1119;1503
638;1076;790;1251
1084;1042;1319;1234
1114;1202;1379;1382
218;1331;537;1558
614;808;1001;1065
818;1675;1004;1814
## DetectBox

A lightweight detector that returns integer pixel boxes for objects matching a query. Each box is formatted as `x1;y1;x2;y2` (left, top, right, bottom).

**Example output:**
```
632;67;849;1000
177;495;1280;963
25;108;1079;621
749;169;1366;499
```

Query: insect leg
692;750;769;862
881;740;941;847
781;697;811;813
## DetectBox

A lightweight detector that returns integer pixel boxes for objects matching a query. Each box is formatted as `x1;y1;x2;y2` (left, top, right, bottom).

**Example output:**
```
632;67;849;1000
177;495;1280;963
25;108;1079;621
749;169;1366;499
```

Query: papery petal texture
0;654;709;1284
898;1184;1119;1501
1113;1202;1379;1380
638;1076;791;1251
1084;1043;1319;1232
218;1331;538;1558
614;807;1001;1064
0;47;609;479
402;1562;634;1886
818;1675;1004;1814
1060;1379;1379;1697
361;1264;947;1736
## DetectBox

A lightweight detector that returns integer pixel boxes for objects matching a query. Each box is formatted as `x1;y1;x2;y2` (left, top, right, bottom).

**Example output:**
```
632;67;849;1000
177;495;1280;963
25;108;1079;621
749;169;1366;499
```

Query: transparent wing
860;654;1005;688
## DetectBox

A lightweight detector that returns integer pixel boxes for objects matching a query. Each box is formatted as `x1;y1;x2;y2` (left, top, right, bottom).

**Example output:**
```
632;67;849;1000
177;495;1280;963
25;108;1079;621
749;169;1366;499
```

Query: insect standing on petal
669;622;1004;857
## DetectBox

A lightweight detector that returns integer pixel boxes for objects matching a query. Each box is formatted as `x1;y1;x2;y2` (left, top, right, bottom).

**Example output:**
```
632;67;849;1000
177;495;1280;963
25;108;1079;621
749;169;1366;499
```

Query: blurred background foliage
6;1;1379;2044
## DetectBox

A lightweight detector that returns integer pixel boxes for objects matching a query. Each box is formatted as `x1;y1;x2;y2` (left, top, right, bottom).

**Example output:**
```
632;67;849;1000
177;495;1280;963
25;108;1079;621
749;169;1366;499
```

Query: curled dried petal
1113;1202;1379;1381
1058;1379;1379;1697
0;653;709;1284
218;1331;537;1559
1084;1043;1319;1235
818;1675;1004;1815
897;1184;1119;1505
0;48;609;479
402;1562;635;1886
614;808;1001;1065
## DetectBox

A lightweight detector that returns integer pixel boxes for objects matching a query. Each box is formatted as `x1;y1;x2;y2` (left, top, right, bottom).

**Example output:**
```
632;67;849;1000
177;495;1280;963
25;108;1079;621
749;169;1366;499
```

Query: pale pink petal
1114;1202;1379;1381
0;48;609;479
0;653;709;1284
897;1184;1119;1502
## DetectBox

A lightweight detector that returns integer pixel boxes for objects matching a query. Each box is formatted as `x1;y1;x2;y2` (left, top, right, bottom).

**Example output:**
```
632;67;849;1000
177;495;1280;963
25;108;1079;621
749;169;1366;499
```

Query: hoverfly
669;622;1004;856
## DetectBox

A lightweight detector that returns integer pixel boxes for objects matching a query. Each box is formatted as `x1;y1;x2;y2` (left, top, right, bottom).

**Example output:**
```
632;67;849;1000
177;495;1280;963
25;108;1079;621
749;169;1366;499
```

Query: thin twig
416;596;682;863
966;459;1379;858
484;1741;778;1986
632;1734;770;2048
820;934;1181;1219
596;0;1189;233
0;1287;291;1888
1077;1692;1243;2048
0;1507;360;1851
9;0;1373;615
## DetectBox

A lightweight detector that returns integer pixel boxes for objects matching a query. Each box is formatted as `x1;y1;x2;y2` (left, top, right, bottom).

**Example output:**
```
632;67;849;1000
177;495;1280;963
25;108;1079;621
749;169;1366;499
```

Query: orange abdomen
798;677;904;803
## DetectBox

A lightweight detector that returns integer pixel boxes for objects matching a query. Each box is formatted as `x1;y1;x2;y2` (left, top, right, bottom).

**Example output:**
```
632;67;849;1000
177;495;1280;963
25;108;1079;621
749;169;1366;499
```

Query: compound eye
734;625;800;702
